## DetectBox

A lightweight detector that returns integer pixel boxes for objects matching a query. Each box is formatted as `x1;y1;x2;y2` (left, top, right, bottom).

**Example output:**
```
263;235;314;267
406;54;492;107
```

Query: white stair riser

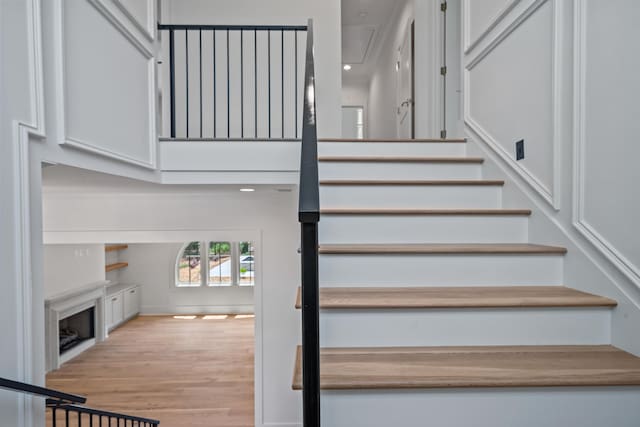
318;142;466;157
321;388;640;427
320;185;502;209
319;162;482;180
319;308;610;347
319;254;563;286
319;215;528;244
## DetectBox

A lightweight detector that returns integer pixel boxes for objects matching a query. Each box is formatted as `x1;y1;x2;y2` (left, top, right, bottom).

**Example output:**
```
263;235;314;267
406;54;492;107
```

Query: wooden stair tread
292;345;640;390
320;208;531;216
318;156;483;163
294;286;617;309
319;243;568;255
320;179;504;186
319;138;467;143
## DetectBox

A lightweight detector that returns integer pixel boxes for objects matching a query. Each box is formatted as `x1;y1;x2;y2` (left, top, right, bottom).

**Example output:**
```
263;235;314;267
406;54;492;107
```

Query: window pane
239;241;255;286
177;241;201;287
208;242;232;286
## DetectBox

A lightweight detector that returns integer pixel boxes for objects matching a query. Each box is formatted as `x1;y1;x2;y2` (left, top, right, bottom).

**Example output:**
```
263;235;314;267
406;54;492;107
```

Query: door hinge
440;130;447;139
441;2;447;12
440;66;447;76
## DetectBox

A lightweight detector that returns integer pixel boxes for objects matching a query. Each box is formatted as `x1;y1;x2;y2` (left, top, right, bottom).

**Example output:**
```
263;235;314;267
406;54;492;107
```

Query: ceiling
341;0;406;84
42;165;294;194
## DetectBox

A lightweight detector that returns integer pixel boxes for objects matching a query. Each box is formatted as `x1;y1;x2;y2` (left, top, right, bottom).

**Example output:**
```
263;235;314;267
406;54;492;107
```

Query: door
123;286;140;319
341;106;364;139
396;21;415;138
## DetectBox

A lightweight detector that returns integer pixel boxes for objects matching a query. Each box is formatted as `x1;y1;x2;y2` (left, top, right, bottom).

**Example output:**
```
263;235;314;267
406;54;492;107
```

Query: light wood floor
46;315;254;427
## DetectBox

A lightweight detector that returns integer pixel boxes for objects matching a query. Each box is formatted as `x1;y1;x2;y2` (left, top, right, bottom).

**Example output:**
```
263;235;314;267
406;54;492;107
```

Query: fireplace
59;306;95;354
46;281;108;372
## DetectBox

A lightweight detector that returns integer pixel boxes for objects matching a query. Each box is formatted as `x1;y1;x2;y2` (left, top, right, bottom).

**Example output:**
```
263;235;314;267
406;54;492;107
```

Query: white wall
119;243;254;314
0;0;44;424
463;0;640;355
160;0;342;139
42;189;301;427
43;245;105;298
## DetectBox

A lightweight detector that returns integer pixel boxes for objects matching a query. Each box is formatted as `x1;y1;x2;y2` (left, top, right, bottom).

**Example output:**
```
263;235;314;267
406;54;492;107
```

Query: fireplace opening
59;306;95;354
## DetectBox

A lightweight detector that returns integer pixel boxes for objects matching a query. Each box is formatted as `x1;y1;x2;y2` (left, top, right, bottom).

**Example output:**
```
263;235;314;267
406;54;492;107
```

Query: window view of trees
176;241;255;287
177;241;201;286
209;242;232;285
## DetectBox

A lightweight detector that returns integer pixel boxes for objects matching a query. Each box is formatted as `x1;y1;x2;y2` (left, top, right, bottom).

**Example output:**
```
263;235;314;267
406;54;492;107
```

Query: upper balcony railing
157;24;308;140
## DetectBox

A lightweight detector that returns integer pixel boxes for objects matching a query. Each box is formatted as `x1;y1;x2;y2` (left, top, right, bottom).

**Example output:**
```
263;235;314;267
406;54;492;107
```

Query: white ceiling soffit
342;25;375;64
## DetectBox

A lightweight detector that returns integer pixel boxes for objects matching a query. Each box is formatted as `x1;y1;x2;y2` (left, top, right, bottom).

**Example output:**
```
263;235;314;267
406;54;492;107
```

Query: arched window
176;241;255;287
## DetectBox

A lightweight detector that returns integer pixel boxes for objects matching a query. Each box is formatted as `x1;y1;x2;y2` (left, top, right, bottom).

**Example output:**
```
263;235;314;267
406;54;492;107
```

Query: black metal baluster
52;407;57;427
268;29;271;138
213;30;217;138
254;29;258;139
90;412;93;427
65;409;70;426
227;28;230;139
199;29;203;138
78;410;82;427
185;29;190;138
295;29;298;139
169;29;176;138
240;30;244;139
281;30;285;139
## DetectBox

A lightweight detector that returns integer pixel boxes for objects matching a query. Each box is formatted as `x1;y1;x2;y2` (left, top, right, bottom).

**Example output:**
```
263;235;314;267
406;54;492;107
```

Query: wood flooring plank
318;156;483;163
318;138;467;143
294;286;617;309
320;179;504;186
292;345;640;390
320;208;532;216
46;315;254;427
318;244;568;255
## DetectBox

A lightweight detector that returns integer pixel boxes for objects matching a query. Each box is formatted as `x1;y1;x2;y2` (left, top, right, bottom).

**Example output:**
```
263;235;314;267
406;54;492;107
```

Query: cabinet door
123;286;139;319
109;292;124;329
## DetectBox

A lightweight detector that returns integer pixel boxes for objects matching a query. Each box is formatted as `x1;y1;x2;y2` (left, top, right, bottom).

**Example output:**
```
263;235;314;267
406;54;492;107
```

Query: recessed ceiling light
240;188;255;192
343;64;352;71
359;12;368;18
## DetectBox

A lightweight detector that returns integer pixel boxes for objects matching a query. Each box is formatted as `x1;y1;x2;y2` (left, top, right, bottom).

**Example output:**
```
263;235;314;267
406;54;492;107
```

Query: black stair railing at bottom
49;404;160;427
0;377;159;426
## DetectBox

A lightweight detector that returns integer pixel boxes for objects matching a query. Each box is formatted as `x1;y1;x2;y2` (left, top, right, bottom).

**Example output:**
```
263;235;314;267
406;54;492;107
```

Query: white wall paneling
463;0;522;53
464;0;562;209
2;0;47;425
53;0;157;168
112;0;156;41
572;0;640;288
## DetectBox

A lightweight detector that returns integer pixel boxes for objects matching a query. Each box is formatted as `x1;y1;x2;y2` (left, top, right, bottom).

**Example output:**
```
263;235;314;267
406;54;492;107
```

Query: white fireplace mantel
45;280;110;372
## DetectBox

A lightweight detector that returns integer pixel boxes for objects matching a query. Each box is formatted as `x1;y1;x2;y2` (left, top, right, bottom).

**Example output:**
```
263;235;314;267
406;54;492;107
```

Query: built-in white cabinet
106;283;140;331
123;286;140;319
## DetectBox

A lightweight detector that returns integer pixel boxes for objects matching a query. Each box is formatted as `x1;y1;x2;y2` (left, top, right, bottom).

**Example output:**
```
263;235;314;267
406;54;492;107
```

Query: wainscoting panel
112;0;155;41
464;0;521;52
57;0;156;168
465;0;560;208
573;0;640;286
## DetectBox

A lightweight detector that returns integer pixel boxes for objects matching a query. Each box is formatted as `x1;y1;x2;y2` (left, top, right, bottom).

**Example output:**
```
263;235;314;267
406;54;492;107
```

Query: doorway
396;20;415;138
341;106;365;139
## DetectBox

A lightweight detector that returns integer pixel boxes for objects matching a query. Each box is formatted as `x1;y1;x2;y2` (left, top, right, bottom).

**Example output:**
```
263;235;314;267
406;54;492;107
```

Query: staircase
293;138;640;427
